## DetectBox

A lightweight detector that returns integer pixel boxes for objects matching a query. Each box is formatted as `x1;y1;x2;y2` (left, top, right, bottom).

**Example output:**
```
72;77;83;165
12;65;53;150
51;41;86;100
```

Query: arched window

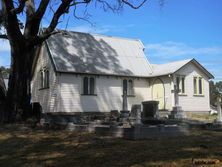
128;79;134;95
90;77;95;95
40;70;44;88
83;77;89;95
39;68;49;89
45;70;49;88
123;79;127;95
193;76;203;95
176;75;185;94
83;76;96;95
123;79;134;96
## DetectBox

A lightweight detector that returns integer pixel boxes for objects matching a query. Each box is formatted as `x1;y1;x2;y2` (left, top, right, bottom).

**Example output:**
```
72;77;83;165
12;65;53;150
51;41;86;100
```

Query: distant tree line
0;66;10;79
210;81;222;106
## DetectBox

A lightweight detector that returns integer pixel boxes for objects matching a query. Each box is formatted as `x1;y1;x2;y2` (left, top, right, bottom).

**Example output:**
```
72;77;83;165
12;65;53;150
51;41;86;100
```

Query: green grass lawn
0;124;222;167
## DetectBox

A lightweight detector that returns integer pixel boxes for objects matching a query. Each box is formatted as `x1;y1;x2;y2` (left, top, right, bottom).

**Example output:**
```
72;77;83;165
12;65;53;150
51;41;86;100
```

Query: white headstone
217;97;222;123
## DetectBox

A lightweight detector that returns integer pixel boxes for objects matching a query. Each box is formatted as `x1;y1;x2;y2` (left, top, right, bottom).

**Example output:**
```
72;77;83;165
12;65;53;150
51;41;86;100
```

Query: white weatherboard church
31;30;214;117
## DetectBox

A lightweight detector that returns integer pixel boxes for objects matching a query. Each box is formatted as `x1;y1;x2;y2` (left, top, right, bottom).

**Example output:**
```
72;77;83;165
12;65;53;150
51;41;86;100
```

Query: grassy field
186;113;217;122
0;124;222;167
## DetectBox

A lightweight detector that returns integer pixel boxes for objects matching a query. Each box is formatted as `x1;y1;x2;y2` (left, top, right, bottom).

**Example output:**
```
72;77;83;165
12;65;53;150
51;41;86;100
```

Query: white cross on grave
216;96;222;123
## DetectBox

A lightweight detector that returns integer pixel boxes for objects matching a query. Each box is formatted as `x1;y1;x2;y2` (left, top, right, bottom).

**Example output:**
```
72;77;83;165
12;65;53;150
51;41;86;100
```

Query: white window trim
176;75;186;95
39;67;49;89
82;76;96;95
193;76;204;96
122;78;135;96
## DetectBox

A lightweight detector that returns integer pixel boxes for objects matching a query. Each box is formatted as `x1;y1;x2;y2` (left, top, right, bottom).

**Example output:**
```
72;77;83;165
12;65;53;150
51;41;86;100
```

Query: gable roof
151;59;214;79
45;30;153;77
42;29;213;79
151;59;192;77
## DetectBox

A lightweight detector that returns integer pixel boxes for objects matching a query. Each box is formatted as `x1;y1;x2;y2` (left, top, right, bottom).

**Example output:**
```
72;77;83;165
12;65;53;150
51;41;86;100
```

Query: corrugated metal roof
151;59;192;77
151;59;214;79
46;30;153;77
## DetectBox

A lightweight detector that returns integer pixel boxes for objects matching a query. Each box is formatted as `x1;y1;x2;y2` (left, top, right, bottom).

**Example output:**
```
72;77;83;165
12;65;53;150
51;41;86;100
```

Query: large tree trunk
4;42;35;123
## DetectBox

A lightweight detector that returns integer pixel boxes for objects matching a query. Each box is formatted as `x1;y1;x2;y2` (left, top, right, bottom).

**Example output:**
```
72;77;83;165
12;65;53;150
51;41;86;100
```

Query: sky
0;0;222;81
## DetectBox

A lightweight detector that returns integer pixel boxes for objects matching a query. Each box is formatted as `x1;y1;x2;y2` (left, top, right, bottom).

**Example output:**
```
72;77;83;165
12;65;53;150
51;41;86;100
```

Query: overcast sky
0;0;221;80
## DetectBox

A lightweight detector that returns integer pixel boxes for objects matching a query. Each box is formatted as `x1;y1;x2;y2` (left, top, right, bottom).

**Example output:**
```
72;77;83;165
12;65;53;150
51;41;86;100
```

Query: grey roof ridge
54;28;143;44
150;58;192;66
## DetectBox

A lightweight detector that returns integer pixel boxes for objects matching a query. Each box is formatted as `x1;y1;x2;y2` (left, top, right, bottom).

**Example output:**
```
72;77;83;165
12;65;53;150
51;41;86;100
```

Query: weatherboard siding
31;45;59;113
58;73;150;112
175;63;210;112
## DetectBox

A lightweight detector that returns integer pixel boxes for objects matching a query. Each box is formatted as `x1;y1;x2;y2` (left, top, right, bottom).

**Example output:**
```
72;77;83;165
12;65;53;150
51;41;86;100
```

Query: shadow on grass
0;125;222;167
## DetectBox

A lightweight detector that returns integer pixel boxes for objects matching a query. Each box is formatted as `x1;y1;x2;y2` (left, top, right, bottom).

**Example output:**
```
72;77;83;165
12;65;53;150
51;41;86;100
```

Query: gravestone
142;101;159;119
216;96;222;123
120;90;130;118
110;110;119;119
129;104;142;125
170;85;186;119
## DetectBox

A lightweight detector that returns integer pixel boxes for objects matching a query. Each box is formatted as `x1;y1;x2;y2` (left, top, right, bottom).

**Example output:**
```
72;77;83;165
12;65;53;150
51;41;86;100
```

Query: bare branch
2;0;24;41
30;31;60;46
69;0;91;7
97;0;123;12
44;0;73;35
10;0;27;14
122;0;147;9
23;0;49;38
0;34;8;39
73;3;93;26
44;0;92;36
34;0;50;18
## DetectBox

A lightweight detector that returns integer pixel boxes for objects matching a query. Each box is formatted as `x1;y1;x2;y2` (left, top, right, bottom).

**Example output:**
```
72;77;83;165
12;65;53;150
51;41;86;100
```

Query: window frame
122;78;135;96
39;67;50;90
82;76;96;96
176;75;186;95
193;76;204;96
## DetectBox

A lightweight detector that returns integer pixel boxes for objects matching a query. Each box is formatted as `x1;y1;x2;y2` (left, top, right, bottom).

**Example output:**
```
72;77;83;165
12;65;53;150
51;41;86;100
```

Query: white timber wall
31;45;59;113
57;73;151;113
175;63;210;112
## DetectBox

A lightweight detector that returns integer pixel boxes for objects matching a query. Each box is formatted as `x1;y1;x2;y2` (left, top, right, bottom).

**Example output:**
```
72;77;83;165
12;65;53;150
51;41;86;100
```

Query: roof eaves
191;59;214;79
44;40;58;73
173;58;214;79
57;70;152;78
172;59;193;75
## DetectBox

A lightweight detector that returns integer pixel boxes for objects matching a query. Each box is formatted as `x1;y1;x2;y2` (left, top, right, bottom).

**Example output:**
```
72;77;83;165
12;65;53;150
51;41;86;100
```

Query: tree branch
97;0;122;12
73;3;93;25
43;0;72;35
0;34;8;39
2;0;24;41
34;0;50;18
23;0;49;38
10;0;27;14
30;31;59;46
44;0;92;35
122;0;147;9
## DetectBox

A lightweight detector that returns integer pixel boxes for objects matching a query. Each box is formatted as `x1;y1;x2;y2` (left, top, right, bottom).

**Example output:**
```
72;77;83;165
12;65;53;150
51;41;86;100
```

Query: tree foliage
0;66;10;79
0;0;147;42
210;81;222;106
0;0;147;122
